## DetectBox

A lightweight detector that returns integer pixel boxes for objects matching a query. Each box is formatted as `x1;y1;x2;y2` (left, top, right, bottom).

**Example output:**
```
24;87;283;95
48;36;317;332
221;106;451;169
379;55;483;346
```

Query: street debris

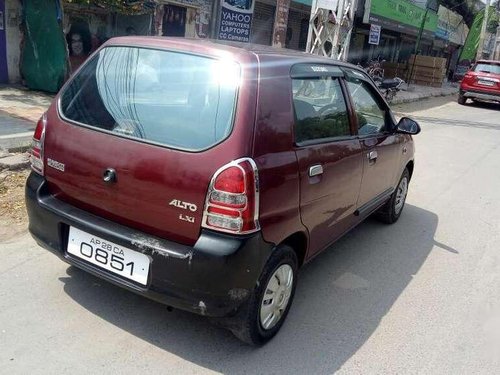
0;168;30;240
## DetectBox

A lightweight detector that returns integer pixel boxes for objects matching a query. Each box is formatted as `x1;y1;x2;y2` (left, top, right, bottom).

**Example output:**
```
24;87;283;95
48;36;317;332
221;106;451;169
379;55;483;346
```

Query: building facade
348;0;468;78
0;0;22;84
3;0;313;87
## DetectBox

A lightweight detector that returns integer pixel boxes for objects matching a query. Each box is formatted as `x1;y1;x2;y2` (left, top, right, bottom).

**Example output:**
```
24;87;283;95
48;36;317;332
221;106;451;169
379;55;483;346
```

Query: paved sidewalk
0;84;53;122
0;85;53;154
392;82;459;104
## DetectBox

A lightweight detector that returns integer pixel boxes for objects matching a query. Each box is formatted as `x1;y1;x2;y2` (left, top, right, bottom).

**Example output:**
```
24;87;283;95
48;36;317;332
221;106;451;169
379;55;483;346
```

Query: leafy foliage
63;0;157;14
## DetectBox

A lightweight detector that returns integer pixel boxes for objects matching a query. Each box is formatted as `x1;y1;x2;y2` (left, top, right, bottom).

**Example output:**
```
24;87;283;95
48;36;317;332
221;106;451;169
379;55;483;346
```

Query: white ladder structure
305;0;356;61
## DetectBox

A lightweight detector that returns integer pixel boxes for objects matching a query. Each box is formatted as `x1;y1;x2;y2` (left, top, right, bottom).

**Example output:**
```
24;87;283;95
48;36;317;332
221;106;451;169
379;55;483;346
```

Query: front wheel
376;168;410;224
385;89;396;102
458;94;466;105
228;245;298;346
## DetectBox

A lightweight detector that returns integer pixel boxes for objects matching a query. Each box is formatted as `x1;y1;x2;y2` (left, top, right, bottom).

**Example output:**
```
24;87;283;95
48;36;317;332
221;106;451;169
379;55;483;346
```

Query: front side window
292;77;350;144
346;79;387;136
60;47;240;151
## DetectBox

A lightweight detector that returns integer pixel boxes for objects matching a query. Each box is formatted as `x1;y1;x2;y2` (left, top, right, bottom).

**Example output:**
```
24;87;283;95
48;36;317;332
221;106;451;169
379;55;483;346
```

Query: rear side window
474;63;500;74
292;77;350;144
60;47;240;151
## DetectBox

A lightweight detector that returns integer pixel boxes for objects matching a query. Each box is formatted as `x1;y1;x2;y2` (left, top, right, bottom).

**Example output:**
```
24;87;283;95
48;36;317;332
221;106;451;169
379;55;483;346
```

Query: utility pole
306;0;356;61
496;24;500;60
407;0;437;88
476;0;491;60
210;0;221;39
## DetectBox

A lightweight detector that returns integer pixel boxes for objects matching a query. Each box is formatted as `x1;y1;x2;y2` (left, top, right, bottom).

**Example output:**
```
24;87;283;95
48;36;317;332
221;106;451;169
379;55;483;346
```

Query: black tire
458;94;466;105
376;168;410;224
385;89;396;102
227;245;298;346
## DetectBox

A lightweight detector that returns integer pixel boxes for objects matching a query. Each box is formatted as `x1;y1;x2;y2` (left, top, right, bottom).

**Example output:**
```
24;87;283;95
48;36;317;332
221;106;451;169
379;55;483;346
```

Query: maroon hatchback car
26;37;420;345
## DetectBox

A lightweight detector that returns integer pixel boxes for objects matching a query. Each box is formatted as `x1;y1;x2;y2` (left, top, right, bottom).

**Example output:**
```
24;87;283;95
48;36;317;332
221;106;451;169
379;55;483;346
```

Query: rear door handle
367;150;378;162
309;164;323;177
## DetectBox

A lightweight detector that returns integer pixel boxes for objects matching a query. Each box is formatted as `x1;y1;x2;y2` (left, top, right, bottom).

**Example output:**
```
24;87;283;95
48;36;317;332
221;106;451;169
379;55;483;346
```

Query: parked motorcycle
378;77;405;102
357;59;405;102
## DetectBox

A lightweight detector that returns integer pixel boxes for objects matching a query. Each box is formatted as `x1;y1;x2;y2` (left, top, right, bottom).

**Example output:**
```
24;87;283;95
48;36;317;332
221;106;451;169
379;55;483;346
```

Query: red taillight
202;158;260;234
463;73;477;85
30;114;46;175
214;166;245;193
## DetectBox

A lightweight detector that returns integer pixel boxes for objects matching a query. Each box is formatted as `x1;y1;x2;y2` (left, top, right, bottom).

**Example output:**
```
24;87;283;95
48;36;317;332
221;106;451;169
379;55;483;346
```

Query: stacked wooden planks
407;55;447;87
382;62;407;79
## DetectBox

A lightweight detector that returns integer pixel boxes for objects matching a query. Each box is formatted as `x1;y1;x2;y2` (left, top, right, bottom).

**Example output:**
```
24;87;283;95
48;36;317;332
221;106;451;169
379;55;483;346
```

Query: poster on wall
218;0;255;42
368;24;381;45
272;0;290;48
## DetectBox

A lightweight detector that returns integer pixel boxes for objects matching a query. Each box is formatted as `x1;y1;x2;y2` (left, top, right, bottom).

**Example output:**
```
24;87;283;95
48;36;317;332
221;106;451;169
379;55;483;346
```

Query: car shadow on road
467;100;500;111
58;204;443;373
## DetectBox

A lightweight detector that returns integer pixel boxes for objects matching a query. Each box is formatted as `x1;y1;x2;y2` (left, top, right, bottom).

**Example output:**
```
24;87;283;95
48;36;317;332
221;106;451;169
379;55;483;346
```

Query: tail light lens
30;114;47;175
202;158;260;234
463;73;476;84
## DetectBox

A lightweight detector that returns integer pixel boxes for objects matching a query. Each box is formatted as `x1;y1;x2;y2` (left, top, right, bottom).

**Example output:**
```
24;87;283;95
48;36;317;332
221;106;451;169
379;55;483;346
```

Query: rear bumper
460;88;500;102
25;172;274;317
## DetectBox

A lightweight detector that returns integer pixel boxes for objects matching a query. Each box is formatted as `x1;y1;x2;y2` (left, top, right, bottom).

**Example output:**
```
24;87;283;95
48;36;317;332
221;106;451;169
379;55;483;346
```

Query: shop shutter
251;2;275;45
286;8;309;51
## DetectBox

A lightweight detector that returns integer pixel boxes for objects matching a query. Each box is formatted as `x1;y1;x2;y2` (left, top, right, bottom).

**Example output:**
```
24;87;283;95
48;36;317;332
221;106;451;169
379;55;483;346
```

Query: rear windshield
60;47;240;151
474;63;500;75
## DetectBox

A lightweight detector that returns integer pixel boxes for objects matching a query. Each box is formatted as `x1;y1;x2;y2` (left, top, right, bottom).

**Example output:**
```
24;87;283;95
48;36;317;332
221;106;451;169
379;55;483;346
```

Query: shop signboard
458;7;496;66
368;24;381;45
272;0;290;47
408;0;426;9
316;0;339;10
436;5;468;46
364;0;438;39
455;7;495;78
218;0;255;42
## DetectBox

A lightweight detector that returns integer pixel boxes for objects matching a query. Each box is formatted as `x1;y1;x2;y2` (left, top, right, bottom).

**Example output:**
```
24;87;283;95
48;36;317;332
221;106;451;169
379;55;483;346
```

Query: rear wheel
458;94;466;105
376;168;410;224
228;245;298;346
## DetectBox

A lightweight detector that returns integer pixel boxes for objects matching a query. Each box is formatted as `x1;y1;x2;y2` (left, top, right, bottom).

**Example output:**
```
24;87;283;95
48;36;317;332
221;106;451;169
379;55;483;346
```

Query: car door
291;64;363;258
344;71;403;213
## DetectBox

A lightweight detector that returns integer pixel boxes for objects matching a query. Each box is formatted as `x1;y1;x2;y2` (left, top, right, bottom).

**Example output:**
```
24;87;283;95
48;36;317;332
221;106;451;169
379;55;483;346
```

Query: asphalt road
2;97;500;374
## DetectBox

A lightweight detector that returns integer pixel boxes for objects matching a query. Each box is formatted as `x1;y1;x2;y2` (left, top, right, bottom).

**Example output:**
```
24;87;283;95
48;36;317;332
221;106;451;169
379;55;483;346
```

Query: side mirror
396;117;421;135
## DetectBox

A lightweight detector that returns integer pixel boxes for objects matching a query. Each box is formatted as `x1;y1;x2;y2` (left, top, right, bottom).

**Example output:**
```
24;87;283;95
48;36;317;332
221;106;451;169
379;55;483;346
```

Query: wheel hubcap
259;264;294;331
394;177;408;215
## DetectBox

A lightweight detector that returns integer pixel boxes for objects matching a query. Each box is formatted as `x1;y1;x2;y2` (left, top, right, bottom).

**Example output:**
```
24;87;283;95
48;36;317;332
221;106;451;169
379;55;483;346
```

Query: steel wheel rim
394;177;408;215
259;264;294;331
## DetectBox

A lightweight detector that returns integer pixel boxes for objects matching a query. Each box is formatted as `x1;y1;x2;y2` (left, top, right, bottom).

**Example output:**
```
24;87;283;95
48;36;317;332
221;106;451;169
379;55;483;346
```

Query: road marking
0;132;33;139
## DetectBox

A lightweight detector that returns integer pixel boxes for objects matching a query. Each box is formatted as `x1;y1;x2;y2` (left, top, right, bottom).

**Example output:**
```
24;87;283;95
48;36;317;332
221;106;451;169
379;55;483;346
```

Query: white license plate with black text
478;79;494;86
67;227;150;285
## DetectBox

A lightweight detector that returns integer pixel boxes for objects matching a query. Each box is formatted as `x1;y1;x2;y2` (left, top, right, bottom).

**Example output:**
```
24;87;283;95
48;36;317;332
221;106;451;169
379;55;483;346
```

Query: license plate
478;79;494;86
67;227;150;285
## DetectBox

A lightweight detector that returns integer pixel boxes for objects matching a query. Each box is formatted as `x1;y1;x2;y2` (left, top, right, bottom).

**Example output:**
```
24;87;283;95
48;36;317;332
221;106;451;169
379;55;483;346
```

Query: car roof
104;36;361;71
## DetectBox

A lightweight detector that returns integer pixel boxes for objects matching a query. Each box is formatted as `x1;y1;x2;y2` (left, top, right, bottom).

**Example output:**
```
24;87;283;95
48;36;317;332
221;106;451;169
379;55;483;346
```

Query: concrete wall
5;0;21;83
